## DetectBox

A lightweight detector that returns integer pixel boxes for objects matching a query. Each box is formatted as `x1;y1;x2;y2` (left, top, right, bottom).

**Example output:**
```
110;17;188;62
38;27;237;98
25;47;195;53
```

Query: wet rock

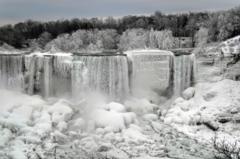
233;116;240;123
98;144;111;152
218;117;232;123
202;120;219;131
217;114;232;123
230;107;239;114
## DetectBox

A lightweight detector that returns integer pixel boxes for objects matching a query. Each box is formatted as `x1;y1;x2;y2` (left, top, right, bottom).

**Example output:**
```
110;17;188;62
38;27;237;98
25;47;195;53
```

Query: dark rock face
202;121;219;131
225;61;240;80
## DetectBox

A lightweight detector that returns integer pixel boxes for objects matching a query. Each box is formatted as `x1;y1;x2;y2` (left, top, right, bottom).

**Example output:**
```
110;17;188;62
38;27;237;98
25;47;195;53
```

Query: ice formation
0;54;24;91
0;49;195;101
72;54;130;101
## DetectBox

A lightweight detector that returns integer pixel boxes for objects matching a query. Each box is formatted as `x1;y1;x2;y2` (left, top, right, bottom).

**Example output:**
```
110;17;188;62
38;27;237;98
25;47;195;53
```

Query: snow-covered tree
45;29;119;52
118;29;148;51
195;27;209;47
147;29;175;49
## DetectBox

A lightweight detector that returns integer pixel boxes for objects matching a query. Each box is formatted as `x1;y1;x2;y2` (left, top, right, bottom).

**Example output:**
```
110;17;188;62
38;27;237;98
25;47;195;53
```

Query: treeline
0;6;239;49
44;29;175;52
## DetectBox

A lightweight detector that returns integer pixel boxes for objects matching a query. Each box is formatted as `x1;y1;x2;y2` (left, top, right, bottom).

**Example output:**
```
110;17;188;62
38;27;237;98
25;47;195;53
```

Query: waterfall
24;54;44;95
24;53;73;98
173;54;195;96
43;56;53;97
72;54;130;101
51;54;72;97
126;50;174;101
0;50;196;101
0;54;24;91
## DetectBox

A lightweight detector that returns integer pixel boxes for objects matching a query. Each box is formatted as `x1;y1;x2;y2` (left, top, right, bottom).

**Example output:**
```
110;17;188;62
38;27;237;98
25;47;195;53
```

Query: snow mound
122;124;151;143
182;87;195;100
98;102;126;112
89;101;139;132
125;98;158;115
91;109;126;132
47;99;73;123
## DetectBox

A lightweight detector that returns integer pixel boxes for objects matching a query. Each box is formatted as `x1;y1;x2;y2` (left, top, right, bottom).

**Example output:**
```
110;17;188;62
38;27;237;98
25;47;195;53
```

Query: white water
72;55;130;102
52;55;72;97
126;50;174;101
126;50;195;99
0;50;196;102
0;54;24;91
173;54;195;96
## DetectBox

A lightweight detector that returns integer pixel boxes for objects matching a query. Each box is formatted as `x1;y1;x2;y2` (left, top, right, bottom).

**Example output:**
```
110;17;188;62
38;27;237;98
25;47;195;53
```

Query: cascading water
173;54;195;96
24;53;73;97
52;54;72;97
0;54;24;91
72;54;130;102
0;50;196;102
43;55;53;97
126;50;174;102
24;54;44;95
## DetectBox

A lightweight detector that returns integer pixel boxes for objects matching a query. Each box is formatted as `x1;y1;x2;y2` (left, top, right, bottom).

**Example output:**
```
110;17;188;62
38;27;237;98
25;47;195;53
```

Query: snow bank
163;79;240;143
91;109;126;132
125;98;158;115
165;79;240;125
47;99;73;123
122;124;151;143
0;88;164;158
0;89;76;159
90;102;137;132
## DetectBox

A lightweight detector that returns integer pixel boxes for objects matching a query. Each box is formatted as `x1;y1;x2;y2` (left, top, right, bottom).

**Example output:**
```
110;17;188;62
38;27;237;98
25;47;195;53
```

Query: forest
0;6;239;51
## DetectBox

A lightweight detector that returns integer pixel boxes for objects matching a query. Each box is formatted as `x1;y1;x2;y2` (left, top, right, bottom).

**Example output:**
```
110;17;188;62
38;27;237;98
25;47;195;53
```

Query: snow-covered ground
164;79;240;147
0;86;217;159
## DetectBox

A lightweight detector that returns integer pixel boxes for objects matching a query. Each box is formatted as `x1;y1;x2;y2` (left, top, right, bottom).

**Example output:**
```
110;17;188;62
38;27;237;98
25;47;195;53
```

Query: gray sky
0;0;240;26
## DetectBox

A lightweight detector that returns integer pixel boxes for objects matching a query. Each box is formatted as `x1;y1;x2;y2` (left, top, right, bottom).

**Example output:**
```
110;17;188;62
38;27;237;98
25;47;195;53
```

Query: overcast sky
0;0;240;26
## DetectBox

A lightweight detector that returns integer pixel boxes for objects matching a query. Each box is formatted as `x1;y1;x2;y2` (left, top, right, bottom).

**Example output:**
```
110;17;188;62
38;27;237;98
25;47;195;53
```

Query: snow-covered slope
221;35;240;56
164;79;240;142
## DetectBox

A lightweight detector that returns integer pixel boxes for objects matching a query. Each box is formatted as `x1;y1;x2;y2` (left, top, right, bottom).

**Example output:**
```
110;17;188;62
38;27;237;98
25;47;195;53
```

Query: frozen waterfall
125;49;195;100
24;53;73;97
126;50;174;102
173;54;196;96
0;54;24;91
0;50;196;102
72;54;130;102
